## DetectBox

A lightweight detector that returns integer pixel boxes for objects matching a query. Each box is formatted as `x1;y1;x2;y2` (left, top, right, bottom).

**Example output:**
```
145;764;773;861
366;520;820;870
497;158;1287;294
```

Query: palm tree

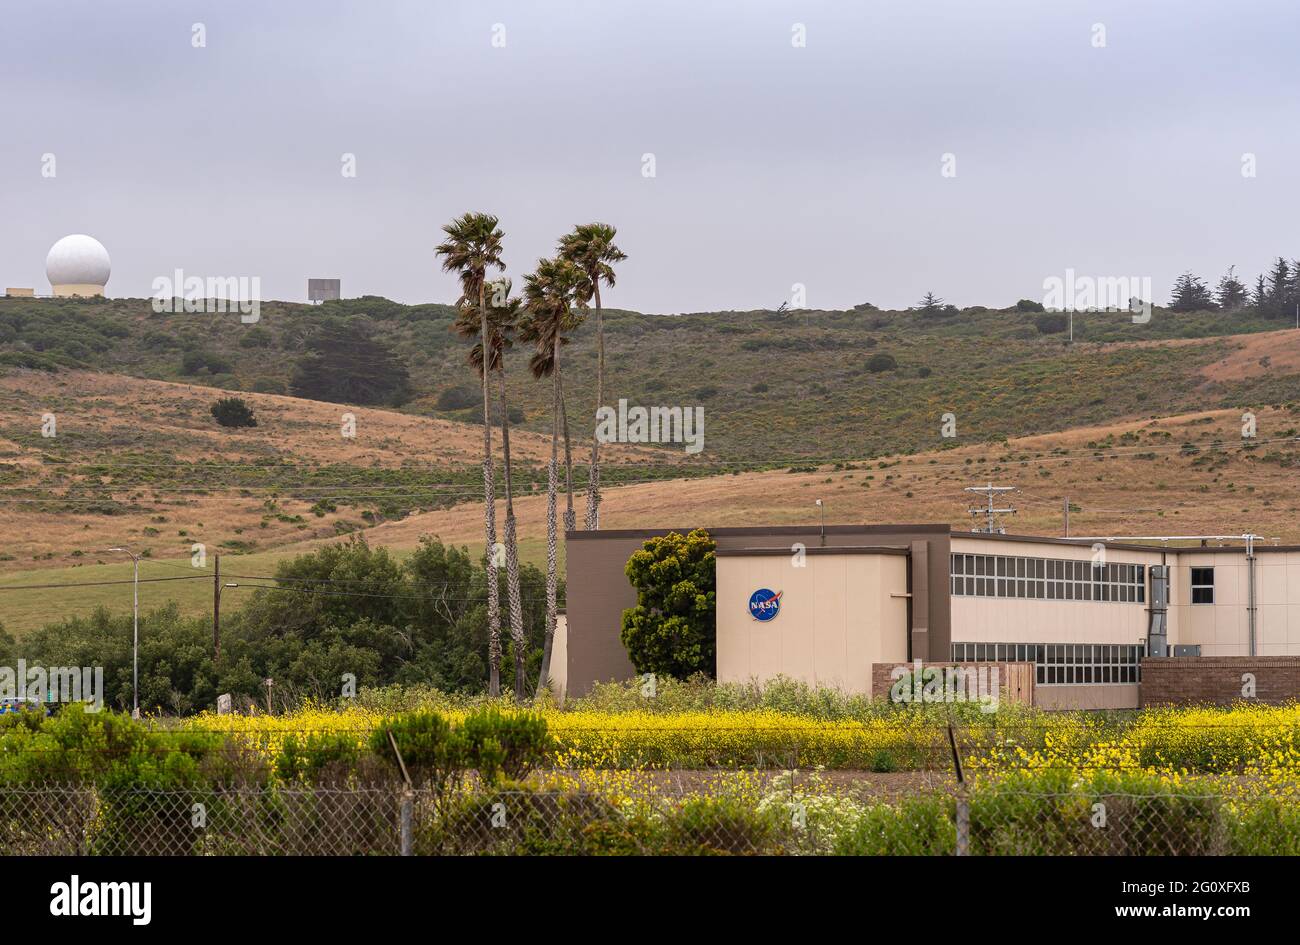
520;257;585;695
558;223;626;530
435;212;505;696
454;277;529;701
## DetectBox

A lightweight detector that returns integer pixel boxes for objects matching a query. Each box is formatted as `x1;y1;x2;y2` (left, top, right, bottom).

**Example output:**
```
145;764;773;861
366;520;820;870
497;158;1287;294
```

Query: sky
2;0;1298;313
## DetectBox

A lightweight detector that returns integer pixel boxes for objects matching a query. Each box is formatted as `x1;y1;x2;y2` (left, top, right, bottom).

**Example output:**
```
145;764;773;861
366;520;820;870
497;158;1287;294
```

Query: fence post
399;788;413;856
954;794;970;856
948;721;969;856
387;729;414;857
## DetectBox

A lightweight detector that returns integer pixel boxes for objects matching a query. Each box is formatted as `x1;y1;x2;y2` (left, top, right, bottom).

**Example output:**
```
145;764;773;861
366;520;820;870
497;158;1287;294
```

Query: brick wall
871;661;1033;706
1140;656;1300;707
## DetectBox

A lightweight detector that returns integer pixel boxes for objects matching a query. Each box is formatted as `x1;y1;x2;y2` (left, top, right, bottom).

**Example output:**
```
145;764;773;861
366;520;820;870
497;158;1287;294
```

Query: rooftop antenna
965;483;1017;534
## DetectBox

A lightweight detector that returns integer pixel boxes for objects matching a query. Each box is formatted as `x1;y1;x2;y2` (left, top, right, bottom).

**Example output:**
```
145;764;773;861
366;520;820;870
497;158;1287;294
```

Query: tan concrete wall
4;288;34;297
1034;684;1139;710
51;284;105;297
1169;550;1300;656
716;552;908;694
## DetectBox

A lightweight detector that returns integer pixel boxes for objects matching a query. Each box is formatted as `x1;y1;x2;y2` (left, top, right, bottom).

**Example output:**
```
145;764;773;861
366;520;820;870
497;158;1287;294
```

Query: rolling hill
2;294;1299;634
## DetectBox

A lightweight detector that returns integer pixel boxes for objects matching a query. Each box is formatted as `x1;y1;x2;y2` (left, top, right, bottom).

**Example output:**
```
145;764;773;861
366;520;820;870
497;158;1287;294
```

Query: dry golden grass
276;403;1300;554
0;370;661;573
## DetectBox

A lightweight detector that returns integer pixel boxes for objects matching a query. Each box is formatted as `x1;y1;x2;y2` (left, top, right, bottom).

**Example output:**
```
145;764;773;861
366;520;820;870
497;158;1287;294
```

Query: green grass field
0;537;560;635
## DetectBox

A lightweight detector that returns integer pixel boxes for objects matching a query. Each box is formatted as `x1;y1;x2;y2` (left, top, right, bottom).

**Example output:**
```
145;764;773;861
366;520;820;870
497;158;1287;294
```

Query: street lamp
107;547;141;718
214;582;240;663
815;499;825;545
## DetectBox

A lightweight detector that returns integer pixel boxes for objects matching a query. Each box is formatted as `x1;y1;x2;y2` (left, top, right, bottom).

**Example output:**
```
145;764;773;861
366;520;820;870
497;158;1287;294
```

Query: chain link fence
3;781;1297;855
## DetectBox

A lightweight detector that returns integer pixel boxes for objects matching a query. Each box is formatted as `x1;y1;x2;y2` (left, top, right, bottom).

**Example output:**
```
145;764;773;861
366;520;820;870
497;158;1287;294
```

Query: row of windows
951;642;1144;686
950;553;1146;604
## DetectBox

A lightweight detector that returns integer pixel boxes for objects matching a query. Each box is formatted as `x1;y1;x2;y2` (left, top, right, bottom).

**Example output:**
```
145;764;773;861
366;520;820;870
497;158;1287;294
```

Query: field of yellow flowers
179;698;1300;791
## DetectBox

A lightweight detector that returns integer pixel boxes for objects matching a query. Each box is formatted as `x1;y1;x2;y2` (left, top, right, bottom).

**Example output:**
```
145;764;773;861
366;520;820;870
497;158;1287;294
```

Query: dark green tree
289;319;412;406
1214;266;1247;311
620;529;716;679
210;397;257;428
1168;272;1215;313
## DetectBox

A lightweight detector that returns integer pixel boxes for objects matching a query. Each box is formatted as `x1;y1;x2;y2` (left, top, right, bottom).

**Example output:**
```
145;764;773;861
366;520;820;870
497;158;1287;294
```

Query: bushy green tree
10;537;555;713
866;352;898;373
210;396;257;428
289;318;411;405
1168;272;1215;313
620;529;716;679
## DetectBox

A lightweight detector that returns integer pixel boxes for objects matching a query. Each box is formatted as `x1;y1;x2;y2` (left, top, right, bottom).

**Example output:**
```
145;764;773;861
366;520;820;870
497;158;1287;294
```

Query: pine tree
1168;272;1215;313
1252;274;1268;309
1265;257;1291;316
916;291;944;313
1214;266;1247;311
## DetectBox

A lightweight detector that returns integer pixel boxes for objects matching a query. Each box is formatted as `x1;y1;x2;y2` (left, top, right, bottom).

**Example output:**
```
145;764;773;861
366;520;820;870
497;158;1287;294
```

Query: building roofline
950;531;1300;554
564;524;1300;554
716;545;910;557
565;524;951;540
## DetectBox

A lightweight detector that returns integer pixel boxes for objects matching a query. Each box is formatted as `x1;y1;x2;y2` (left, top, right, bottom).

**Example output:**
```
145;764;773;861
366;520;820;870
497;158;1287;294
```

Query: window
952;641;1144;686
949;552;1146;605
1191;567;1215;605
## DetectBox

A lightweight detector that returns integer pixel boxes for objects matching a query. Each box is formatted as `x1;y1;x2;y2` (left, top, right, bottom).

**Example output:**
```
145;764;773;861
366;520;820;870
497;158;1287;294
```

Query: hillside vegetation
4;295;1299;463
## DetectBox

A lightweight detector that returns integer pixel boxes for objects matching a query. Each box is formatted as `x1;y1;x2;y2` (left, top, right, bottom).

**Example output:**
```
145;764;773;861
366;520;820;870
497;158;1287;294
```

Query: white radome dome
46;234;111;289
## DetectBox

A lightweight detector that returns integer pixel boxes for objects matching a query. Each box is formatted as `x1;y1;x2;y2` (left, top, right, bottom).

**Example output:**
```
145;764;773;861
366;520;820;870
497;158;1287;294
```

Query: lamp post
107;547;141;718
815;498;825;545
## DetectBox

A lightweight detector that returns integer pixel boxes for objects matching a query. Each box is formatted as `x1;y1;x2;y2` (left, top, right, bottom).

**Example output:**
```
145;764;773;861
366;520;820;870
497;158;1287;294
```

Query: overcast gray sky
3;0;1297;313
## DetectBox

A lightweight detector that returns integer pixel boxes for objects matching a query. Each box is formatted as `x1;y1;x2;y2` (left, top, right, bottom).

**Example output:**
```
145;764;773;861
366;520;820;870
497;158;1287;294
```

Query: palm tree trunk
497;364;527;703
536;336;561;699
558;367;576;533
478;281;501;697
584;281;603;529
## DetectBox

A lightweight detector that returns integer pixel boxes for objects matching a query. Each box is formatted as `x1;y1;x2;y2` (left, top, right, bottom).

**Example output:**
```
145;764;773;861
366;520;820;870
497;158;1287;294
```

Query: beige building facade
554;525;1300;709
715;547;909;693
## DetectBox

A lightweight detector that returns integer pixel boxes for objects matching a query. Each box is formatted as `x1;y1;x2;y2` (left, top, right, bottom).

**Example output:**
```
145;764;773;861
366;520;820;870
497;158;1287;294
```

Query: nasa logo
748;588;782;621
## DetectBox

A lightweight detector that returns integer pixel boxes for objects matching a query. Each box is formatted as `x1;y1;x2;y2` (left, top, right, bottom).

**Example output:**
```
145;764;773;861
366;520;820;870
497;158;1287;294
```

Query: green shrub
276;733;365;784
650;794;786;855
458;708;552;784
866;353;897;373
370;708;552;788
211;397;257;428
435;386;480;410
832;795;953;855
1034;312;1069;334
430;788;641;855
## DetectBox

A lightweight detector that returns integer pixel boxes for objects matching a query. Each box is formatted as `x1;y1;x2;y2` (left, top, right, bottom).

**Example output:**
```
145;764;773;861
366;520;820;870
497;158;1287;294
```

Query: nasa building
551;524;1300;710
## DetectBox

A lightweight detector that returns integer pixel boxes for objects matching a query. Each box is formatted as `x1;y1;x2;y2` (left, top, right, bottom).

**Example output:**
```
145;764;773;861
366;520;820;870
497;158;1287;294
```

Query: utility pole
965;483;1017;534
1063;496;1070;537
212;554;221;663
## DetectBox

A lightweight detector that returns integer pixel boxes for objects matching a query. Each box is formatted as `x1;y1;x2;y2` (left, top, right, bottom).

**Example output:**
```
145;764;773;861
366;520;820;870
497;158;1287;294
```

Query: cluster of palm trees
435;213;625;700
